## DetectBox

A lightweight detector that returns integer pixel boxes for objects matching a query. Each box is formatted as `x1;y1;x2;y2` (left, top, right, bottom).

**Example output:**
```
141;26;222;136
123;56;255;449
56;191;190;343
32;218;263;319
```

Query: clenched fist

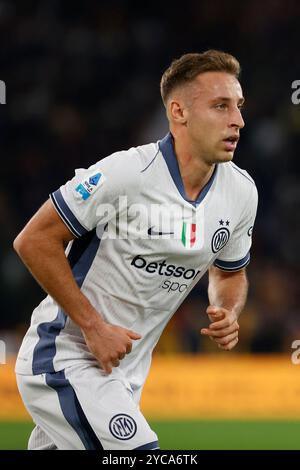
200;305;239;351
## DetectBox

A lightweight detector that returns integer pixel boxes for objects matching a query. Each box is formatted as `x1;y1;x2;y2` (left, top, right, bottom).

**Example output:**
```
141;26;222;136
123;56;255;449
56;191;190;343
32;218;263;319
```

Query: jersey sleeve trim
50;189;89;238
213;252;250;272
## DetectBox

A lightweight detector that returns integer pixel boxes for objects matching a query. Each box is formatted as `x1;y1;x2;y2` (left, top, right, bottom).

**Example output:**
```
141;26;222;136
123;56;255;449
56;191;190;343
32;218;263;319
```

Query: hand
82;317;142;374
200;305;239;351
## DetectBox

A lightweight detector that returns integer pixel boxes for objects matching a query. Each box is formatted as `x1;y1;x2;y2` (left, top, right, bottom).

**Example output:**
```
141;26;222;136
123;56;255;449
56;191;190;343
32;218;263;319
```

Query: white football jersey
16;133;258;400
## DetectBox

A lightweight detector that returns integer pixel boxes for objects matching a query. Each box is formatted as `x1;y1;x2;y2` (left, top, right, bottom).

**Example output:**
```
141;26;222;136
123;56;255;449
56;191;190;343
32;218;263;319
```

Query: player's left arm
201;265;248;350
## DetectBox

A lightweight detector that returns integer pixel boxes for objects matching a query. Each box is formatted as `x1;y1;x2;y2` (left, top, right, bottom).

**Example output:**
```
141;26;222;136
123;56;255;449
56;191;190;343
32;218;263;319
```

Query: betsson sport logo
130;255;201;294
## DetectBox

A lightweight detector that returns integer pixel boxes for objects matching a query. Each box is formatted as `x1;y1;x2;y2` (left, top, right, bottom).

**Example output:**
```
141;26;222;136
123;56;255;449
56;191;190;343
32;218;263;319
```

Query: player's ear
168;98;187;125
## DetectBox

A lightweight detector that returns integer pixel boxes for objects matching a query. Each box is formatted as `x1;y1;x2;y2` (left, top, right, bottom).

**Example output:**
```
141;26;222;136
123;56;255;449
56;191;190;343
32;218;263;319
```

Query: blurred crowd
1;0;300;354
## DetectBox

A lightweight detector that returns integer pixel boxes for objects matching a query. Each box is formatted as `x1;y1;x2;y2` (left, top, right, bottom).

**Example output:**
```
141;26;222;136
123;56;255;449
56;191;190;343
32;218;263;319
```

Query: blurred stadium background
1;0;300;450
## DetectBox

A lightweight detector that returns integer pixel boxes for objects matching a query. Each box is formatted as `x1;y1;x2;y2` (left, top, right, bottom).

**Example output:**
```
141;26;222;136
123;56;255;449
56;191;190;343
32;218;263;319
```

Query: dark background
1;0;300;355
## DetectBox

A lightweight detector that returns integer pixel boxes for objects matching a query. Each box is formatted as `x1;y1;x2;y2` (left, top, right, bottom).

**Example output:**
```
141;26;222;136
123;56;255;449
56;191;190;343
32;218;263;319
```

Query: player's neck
173;136;215;201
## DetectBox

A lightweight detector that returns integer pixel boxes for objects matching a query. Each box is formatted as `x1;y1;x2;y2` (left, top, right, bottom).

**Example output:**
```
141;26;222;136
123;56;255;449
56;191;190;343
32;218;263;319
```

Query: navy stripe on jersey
141;148;160;173
51;189;88;237
134;440;160;450
32;229;101;375
214;252;250;271
159;132;217;207
45;370;103;450
32;309;67;374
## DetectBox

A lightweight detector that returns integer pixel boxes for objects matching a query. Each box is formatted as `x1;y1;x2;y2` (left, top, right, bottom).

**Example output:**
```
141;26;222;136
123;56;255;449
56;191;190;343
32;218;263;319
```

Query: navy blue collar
158;132;217;207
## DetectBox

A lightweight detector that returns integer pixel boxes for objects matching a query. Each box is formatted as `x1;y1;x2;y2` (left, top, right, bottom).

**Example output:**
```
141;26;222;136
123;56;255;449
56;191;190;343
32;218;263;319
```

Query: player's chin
218;149;235;162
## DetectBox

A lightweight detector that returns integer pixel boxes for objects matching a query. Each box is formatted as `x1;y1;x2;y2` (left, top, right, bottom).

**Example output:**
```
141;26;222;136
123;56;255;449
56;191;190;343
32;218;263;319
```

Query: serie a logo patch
75;172;105;200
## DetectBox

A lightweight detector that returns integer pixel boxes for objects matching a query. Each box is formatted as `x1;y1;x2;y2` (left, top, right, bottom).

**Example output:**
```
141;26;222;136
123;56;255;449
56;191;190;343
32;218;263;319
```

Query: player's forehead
187;71;244;103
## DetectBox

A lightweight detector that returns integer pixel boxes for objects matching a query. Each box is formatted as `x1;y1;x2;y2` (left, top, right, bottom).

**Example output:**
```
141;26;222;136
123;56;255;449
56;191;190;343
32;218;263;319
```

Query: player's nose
229;108;245;129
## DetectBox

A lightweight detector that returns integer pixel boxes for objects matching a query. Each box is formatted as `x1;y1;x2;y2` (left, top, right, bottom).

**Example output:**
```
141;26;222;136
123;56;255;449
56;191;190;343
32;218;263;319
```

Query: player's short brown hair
160;50;241;106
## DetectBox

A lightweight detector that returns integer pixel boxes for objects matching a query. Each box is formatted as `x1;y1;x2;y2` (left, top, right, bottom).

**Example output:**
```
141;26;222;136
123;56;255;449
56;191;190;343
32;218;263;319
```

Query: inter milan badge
211;220;230;253
109;414;137;440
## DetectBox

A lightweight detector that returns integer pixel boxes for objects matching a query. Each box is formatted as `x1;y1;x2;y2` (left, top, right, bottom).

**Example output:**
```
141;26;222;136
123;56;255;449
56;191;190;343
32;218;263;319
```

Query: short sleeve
50;150;141;237
214;184;258;272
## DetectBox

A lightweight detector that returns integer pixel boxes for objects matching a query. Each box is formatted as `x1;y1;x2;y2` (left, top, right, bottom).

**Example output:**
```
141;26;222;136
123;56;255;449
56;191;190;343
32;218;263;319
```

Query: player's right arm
13;199;141;374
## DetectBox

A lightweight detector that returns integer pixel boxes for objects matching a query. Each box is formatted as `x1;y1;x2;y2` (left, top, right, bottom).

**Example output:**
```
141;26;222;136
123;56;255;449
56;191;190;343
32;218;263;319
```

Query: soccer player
14;50;258;450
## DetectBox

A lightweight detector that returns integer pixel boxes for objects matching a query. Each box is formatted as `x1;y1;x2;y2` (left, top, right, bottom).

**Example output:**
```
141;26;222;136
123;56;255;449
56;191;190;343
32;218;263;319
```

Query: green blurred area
1;421;300;450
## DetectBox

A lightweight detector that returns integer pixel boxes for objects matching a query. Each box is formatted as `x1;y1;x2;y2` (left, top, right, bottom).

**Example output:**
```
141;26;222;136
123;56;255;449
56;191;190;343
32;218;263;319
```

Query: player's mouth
222;135;239;152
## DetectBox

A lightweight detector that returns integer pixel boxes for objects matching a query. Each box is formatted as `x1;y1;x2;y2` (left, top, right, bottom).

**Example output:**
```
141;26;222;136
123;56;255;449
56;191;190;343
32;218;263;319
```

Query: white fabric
16;364;158;450
16;136;258;404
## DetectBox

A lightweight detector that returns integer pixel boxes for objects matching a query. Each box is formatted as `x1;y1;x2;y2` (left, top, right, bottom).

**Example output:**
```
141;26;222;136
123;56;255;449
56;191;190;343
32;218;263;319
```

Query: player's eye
238;103;245;110
215;103;227;110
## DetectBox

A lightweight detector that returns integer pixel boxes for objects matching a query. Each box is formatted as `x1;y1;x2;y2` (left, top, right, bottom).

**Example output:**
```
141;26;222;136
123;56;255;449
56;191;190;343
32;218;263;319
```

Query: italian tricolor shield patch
181;222;197;248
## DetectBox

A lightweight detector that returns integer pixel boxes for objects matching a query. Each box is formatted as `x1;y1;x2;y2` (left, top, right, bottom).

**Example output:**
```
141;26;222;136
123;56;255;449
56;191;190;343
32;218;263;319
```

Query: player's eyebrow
211;96;245;105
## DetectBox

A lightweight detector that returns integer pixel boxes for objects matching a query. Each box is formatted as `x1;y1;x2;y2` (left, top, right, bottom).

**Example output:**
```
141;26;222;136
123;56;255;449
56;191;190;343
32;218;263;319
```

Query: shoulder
217;161;258;219
89;141;158;199
228;161;256;186
220;161;258;198
136;142;160;172
95;141;158;174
